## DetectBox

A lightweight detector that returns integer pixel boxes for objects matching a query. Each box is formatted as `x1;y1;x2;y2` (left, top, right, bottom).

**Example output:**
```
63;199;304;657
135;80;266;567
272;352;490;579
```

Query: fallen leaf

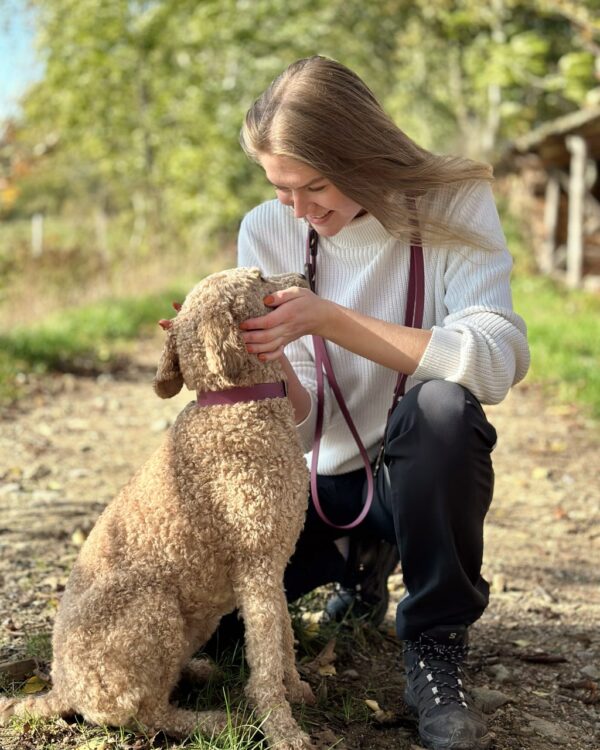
22;675;48;694
374;710;397;724
318;664;337;676
546;404;575;416
549;440;567;453
2;466;23;481
301;620;320;638
75;740;107;750
305;638;337;674
71;529;87;546
364;697;397;723
300;611;322;637
317;638;336;665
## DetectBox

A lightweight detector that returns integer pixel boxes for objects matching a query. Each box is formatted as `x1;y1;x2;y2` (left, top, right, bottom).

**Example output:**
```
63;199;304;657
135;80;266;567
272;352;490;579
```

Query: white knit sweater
237;181;530;475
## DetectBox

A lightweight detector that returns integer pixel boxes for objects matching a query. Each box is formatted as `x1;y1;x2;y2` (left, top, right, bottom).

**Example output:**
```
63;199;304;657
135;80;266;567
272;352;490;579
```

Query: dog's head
153;267;308;397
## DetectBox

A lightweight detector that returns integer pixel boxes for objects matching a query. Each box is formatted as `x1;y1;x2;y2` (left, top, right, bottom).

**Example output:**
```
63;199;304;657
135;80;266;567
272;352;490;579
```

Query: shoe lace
404;633;470;710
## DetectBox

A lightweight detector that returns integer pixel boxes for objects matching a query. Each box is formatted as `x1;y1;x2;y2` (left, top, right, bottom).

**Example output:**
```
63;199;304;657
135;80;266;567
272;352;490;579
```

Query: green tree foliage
386;0;599;155
5;0;599;244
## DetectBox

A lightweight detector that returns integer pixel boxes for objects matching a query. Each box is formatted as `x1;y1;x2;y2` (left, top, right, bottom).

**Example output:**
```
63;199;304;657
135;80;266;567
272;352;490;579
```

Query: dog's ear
153;329;184;398
203;309;246;380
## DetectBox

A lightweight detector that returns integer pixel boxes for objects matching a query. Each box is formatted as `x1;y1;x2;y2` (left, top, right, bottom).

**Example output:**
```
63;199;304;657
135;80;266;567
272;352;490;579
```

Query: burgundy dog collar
196;381;287;407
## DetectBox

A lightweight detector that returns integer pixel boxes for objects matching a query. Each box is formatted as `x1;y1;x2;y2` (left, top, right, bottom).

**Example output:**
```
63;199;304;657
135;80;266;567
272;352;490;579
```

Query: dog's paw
286;679;316;706
262;711;315;750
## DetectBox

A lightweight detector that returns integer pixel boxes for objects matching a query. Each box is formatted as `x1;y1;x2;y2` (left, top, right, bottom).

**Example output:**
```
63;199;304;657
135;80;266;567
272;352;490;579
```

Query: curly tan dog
0;267;315;749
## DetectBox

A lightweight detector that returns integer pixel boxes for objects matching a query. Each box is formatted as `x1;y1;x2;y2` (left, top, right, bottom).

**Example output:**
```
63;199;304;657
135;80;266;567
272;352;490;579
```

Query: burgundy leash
306;221;424;530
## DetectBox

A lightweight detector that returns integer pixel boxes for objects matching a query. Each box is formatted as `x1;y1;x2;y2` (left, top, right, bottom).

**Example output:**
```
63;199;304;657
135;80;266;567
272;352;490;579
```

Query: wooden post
94;204;109;264
542;174;560;274
31;213;43;257
566;135;586;289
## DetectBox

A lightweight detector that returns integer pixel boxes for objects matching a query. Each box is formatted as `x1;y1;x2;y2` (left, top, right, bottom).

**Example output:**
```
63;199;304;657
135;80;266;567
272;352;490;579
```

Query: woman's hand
240;286;335;361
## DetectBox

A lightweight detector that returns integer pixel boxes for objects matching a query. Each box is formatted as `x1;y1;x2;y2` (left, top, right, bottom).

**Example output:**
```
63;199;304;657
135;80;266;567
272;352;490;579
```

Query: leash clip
304;261;316;293
372;441;385;479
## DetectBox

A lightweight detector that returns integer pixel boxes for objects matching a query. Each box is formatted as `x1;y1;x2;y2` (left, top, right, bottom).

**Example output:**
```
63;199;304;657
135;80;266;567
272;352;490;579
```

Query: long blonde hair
241;56;496;250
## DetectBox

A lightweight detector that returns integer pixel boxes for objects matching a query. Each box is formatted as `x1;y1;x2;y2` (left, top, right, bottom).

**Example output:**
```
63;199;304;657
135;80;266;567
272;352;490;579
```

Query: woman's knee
415;381;471;436
386;381;494;452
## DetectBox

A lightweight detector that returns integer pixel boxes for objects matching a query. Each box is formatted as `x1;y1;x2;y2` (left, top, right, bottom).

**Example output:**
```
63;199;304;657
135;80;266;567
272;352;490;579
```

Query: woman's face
258;153;365;237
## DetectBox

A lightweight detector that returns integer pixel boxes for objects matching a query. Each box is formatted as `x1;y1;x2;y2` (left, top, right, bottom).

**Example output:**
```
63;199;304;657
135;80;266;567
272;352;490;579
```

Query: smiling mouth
308;211;333;222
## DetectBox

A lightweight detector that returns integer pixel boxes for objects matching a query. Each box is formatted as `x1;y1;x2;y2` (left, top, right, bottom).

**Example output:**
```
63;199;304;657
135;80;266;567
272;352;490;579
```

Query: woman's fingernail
263;295;274;305
246;345;255;353
258;354;267;362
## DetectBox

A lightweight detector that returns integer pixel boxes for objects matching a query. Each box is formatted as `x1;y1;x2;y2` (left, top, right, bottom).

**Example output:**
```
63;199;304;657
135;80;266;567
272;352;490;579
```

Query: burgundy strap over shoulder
306;221;425;530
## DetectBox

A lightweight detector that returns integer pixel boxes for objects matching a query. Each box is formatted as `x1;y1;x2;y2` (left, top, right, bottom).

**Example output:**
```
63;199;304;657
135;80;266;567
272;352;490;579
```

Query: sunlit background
0;0;599;414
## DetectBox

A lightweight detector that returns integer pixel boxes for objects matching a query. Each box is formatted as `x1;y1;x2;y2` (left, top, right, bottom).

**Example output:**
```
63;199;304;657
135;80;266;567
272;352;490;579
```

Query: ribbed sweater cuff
413;326;464;382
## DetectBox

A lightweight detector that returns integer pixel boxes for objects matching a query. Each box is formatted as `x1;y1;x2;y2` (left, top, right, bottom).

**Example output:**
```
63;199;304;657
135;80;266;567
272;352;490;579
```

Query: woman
237;56;529;750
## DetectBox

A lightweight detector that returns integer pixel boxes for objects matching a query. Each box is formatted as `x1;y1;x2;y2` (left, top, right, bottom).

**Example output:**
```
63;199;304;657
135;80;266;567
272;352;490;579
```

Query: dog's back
1;268;314;749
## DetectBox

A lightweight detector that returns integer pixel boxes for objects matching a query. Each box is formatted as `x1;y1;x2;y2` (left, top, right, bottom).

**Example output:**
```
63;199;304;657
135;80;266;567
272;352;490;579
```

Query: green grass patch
0;603;384;749
502;208;600;419
24;632;53;662
0;289;187;401
2;208;599;419
511;273;600;417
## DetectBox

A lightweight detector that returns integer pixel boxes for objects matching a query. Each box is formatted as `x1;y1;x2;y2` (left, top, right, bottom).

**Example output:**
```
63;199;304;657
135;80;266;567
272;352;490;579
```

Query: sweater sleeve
412;182;530;404
237;207;332;452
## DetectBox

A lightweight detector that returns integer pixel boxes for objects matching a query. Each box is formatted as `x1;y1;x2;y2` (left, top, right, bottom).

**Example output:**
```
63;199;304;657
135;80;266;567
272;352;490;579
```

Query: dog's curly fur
0;268;314;749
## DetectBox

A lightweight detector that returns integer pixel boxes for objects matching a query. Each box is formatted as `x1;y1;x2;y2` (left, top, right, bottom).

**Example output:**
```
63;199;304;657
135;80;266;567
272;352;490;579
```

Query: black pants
284;380;497;640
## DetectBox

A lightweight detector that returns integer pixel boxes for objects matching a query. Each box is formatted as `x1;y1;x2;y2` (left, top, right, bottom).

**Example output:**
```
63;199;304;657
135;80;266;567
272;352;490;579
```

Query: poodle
0;267;315;750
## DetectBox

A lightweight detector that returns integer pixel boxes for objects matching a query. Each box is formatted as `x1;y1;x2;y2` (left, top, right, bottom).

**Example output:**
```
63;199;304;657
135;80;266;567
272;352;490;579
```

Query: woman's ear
153;329;184;398
203;309;247;381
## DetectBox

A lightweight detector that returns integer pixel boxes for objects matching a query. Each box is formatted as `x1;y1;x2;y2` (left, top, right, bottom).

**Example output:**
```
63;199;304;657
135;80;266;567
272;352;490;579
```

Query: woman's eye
308;185;326;192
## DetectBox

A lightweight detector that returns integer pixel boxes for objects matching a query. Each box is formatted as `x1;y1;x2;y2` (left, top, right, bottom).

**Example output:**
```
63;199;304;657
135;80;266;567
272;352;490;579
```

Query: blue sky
0;2;44;120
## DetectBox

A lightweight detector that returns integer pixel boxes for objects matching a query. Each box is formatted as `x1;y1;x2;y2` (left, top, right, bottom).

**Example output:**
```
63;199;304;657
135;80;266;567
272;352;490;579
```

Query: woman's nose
292;192;310;219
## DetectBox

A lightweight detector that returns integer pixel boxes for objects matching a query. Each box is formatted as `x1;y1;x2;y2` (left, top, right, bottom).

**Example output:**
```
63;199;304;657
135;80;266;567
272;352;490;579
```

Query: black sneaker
403;626;491;750
323;537;399;626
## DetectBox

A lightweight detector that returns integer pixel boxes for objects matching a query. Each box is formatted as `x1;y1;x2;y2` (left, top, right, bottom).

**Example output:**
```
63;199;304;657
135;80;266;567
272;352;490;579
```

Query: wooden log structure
509;106;600;291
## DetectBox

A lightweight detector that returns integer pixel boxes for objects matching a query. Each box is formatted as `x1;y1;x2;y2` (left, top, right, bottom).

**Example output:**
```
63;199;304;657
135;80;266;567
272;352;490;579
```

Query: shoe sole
419;730;492;750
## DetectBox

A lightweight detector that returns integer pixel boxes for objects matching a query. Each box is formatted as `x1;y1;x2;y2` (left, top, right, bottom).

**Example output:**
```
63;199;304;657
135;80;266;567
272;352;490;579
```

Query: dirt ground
0;333;598;750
